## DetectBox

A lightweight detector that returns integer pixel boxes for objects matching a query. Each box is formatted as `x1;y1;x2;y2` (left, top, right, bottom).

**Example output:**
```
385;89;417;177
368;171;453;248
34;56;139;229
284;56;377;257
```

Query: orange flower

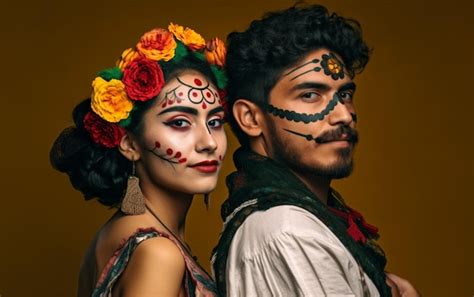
91;77;133;123
168;22;205;51
136;28;177;61
205;37;226;68
116;48;141;70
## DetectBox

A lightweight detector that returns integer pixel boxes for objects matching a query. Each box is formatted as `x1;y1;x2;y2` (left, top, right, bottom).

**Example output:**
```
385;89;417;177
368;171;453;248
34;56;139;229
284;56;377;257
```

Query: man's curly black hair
225;3;371;146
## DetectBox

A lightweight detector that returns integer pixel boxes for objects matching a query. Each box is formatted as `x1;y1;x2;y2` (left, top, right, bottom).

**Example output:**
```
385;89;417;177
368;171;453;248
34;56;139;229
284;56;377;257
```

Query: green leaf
193;51;206;62
98;67;123;81
211;66;228;89
173;41;189;63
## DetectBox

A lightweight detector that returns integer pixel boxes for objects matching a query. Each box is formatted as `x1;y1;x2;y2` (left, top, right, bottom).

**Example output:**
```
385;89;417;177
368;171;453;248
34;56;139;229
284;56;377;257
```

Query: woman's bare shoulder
114;236;186;296
91;212;159;273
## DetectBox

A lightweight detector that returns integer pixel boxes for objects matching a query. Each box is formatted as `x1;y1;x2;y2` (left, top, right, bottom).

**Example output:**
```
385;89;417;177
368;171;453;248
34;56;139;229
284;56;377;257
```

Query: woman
50;24;227;296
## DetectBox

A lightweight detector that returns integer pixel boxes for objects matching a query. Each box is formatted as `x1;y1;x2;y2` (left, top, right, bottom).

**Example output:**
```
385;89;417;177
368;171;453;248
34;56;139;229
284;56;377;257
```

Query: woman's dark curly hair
50;54;218;207
225;3;371;146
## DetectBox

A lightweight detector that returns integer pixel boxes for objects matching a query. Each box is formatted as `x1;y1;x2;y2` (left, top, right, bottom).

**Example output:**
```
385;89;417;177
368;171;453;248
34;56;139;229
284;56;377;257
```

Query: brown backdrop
1;0;472;296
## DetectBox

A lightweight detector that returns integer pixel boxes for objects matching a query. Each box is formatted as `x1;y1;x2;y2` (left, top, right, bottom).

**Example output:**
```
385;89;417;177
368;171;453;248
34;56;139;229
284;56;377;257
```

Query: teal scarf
212;147;391;296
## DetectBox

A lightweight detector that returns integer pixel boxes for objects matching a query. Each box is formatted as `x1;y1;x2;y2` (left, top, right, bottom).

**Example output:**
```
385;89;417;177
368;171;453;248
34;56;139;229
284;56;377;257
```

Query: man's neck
292;171;331;204
249;142;332;204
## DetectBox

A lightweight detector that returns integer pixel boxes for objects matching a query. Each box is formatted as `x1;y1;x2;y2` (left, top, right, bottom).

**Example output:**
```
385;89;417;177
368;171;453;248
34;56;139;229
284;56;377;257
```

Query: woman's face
135;70;227;195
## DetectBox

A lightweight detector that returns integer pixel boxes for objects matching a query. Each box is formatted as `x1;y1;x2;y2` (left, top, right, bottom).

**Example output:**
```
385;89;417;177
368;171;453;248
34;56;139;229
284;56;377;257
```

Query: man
212;4;419;297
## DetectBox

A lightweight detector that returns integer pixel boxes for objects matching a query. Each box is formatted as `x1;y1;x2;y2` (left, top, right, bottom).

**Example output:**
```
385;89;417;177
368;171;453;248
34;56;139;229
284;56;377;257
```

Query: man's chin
292;159;354;180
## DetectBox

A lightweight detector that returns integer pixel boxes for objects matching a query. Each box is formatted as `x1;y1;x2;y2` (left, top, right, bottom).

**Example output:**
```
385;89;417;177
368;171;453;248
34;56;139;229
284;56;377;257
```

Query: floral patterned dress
92;227;217;297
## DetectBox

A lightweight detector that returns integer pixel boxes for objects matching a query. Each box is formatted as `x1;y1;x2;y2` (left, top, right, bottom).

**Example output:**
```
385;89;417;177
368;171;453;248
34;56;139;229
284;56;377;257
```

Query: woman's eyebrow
158;106;198;115
208;106;225;116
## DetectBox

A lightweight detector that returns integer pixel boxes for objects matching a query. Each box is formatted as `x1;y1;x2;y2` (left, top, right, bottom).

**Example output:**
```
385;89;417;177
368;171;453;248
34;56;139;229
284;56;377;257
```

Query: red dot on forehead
206;92;211;98
194;78;203;86
178;92;183;96
192;92;198;97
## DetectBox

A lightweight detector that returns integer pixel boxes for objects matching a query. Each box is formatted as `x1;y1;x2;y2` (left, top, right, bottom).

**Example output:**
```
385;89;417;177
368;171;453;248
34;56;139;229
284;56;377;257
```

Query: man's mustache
315;125;358;144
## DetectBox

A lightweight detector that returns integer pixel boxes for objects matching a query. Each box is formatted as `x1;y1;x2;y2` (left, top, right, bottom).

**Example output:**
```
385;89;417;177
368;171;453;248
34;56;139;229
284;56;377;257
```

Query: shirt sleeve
226;206;365;297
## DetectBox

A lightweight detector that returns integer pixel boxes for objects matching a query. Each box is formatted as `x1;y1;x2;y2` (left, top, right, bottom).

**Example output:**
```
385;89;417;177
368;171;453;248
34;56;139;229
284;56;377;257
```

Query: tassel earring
121;160;146;215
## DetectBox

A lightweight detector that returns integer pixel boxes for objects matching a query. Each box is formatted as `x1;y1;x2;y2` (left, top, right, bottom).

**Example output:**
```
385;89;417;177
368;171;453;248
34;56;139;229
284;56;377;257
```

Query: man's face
264;48;358;179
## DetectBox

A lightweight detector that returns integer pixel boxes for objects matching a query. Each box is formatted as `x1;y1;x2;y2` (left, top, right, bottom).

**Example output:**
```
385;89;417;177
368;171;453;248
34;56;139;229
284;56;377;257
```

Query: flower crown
83;23;227;148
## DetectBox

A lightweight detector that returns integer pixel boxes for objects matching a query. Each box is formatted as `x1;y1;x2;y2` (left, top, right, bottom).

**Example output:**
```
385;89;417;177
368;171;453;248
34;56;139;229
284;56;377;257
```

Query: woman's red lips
189;160;219;173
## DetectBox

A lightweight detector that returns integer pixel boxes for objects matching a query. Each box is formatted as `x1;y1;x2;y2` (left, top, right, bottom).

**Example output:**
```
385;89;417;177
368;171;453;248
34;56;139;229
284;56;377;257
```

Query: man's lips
318;134;352;144
189;160;220;173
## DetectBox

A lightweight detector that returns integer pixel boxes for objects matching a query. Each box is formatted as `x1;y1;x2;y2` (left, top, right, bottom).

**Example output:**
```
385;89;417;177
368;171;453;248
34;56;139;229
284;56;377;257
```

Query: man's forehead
279;49;351;87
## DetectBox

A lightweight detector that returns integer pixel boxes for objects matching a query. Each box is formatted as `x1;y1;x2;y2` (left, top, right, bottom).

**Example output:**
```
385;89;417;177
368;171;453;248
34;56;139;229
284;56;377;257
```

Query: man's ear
232;99;267;138
118;132;141;161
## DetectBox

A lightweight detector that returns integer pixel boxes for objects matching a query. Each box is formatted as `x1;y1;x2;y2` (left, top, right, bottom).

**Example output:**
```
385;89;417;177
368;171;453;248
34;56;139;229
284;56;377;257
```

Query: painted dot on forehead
206;91;211;98
166;148;173;155
178;92;183;97
155;141;161;148
192;92;198;97
194;78;203;86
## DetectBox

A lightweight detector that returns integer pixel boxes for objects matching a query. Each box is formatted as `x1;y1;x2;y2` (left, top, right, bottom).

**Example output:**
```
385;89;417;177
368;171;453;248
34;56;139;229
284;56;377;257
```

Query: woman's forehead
154;71;221;112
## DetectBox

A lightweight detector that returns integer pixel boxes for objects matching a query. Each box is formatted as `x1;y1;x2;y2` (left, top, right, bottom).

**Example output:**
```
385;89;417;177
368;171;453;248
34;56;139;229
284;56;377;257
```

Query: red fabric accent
329;206;379;244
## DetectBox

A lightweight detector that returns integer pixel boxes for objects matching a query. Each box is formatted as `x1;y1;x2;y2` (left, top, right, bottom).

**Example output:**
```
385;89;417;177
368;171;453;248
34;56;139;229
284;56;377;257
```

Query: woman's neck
140;180;193;241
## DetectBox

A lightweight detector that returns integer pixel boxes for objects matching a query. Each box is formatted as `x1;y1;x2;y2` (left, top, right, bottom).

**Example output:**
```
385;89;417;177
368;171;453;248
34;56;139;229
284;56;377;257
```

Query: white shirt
225;205;380;297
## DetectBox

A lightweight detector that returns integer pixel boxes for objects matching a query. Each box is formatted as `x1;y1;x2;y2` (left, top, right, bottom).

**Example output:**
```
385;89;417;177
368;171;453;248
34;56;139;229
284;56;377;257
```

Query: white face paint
136;70;227;195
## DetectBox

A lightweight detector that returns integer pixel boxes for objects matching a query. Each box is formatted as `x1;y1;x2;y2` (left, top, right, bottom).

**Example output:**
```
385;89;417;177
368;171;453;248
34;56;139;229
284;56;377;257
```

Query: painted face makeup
137;71;227;195
160;76;220;109
266;51;351;124
262;49;357;179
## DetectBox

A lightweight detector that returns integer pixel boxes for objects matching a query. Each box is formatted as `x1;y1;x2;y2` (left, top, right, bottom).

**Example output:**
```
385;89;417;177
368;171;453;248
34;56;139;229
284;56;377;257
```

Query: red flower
83;111;125;148
122;56;165;101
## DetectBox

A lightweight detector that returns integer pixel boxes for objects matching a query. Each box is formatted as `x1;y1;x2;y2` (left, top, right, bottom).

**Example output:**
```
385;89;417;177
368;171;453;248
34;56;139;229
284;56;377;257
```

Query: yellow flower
116;48;140;70
168;22;206;51
205;37;226;68
91;77;133;123
136;28;177;61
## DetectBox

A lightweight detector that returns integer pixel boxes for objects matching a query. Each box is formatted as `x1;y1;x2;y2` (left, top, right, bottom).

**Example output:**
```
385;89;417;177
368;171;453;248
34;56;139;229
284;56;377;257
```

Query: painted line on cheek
266;93;340;123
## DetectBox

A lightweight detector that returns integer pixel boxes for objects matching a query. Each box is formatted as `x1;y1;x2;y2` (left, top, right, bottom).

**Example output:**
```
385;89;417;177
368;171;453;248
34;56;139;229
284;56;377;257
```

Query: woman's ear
232;99;267;138
118;132;141;161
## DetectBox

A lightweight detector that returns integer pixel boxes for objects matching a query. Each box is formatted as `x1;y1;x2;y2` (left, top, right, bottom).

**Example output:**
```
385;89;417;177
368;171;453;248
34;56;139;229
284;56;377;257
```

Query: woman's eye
164;119;191;128
208;118;224;129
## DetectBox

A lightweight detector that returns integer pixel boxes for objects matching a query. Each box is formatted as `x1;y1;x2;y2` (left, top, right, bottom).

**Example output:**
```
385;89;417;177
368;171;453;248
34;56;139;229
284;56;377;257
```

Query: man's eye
339;91;354;101
208;118;225;129
300;92;320;101
164;119;191;128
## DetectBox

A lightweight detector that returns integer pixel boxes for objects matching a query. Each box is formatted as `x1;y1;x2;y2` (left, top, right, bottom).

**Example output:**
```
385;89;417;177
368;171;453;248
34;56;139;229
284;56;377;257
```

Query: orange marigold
168;22;205;51
136;28;177;61
116;48;141;70
205;37;226;68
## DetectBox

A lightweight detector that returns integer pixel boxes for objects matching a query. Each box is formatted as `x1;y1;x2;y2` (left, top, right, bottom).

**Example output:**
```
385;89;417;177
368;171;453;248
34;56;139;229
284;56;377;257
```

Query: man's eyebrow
290;82;331;92
208;106;225;116
339;82;357;92
158;106;198;115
